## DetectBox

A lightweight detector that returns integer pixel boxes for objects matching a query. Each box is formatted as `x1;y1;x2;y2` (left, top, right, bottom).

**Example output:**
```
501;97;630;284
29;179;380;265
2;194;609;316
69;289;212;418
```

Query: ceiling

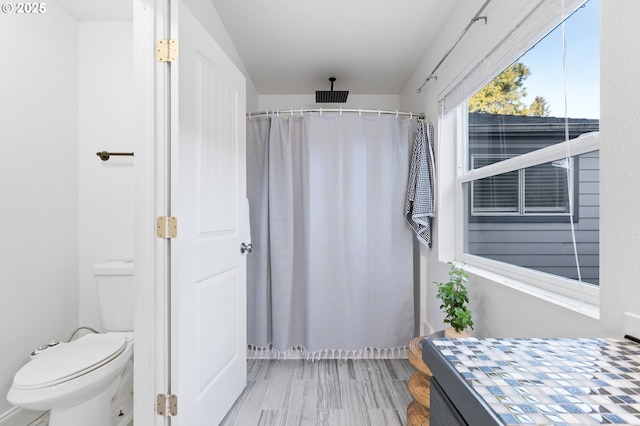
55;0;462;96
209;0;461;95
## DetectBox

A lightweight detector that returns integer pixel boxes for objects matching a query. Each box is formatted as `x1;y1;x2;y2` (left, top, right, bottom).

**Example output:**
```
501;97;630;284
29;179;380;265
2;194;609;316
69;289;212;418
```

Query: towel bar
96;151;134;161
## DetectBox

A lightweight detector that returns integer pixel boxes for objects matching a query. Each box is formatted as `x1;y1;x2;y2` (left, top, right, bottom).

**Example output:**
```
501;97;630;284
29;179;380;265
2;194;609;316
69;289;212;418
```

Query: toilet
7;260;134;426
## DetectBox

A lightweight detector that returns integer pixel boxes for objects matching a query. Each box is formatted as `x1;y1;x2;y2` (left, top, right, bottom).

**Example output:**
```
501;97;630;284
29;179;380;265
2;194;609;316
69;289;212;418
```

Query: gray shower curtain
247;112;414;358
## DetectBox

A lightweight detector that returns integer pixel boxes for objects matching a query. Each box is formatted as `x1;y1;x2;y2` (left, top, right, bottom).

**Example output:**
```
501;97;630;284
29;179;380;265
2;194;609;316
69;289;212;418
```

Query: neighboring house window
454;0;600;290
471;154;571;217
471;155;519;215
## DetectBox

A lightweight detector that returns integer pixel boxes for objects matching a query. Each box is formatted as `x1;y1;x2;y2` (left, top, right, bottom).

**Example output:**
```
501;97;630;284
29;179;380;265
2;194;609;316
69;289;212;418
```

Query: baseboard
421;320;435;336
0;407;48;426
624;312;640;338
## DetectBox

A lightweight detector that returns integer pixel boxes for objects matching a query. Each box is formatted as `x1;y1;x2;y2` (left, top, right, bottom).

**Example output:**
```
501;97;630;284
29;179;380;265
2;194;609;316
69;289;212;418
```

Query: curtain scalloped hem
247;344;408;361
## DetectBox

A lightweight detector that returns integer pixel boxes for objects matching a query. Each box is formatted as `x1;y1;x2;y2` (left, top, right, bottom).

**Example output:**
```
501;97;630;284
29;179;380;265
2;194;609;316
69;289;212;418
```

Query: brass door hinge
157;393;178;417
157;216;178;239
156;39;178;62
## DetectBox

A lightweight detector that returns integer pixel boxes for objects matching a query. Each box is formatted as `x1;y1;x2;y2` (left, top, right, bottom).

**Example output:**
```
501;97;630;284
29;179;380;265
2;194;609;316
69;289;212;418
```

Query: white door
171;2;247;425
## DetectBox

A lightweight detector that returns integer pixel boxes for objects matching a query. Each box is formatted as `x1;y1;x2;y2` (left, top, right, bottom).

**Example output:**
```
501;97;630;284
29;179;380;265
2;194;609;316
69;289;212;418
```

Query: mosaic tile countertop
429;337;640;425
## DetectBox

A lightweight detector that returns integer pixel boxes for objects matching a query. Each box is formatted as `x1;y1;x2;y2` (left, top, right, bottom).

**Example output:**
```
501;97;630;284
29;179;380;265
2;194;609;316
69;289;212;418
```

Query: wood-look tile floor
220;358;414;426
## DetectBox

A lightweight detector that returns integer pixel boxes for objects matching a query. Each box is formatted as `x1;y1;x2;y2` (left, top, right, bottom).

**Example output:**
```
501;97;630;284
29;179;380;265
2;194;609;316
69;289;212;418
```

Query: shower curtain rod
415;0;491;94
247;108;425;121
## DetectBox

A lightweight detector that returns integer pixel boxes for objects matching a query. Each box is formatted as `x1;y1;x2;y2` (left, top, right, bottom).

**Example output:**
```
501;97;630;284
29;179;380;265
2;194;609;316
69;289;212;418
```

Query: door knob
240;243;253;254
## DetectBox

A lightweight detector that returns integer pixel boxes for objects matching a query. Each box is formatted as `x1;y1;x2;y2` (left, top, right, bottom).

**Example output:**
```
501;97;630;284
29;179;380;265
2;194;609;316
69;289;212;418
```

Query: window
463;147;599;285
452;0;600;291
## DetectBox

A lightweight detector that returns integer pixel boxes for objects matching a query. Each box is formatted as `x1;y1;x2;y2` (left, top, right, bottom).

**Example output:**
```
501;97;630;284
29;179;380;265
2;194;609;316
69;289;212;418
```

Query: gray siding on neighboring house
466;114;600;285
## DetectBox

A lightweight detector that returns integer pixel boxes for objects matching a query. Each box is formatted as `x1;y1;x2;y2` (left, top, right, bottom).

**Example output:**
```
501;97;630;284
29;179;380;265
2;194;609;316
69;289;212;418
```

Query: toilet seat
12;334;127;390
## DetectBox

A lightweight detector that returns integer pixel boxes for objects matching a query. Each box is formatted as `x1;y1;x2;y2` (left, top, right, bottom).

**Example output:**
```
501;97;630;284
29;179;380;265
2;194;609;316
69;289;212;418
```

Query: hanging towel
404;120;435;247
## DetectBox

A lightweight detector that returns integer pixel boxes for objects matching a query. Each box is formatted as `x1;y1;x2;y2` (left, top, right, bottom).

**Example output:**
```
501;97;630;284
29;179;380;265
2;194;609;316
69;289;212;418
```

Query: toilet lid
13;334;127;389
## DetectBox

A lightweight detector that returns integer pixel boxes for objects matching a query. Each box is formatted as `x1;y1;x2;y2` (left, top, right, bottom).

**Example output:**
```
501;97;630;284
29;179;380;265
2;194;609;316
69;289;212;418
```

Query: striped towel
404;121;435;247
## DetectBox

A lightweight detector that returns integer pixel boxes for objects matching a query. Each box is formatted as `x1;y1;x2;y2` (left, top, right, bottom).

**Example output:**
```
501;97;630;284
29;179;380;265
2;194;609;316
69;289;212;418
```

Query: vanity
422;336;640;425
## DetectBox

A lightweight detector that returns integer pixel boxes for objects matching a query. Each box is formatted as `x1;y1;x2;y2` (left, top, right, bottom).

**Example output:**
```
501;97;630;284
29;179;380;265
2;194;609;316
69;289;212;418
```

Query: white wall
258;94;400;112
599;2;640;337
0;3;79;419
400;0;638;338
78;22;135;329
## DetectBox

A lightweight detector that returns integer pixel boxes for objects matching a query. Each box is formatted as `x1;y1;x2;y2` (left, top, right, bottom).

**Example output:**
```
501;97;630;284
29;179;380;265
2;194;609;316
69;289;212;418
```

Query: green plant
434;262;474;333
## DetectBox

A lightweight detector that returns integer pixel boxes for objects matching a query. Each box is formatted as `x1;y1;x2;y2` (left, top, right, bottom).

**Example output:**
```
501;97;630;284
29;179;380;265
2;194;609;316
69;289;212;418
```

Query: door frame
133;0;171;425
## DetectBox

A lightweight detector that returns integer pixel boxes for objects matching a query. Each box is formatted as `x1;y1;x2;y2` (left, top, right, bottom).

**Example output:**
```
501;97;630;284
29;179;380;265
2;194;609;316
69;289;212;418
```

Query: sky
517;0;600;119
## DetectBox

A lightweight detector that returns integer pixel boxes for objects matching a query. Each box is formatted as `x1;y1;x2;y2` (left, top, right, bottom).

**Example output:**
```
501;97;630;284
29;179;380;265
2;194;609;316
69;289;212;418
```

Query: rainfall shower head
316;77;349;103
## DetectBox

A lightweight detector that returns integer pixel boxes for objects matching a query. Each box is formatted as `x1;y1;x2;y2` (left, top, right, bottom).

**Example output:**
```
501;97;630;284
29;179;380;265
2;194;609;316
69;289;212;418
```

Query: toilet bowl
7;260;135;426
7;333;133;426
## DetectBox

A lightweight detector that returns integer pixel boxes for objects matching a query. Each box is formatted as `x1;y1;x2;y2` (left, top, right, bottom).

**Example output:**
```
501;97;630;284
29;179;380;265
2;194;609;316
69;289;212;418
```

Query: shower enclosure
246;110;418;359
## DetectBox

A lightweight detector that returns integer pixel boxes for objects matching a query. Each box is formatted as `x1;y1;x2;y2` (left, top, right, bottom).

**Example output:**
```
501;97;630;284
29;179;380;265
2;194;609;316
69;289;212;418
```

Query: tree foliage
468;63;551;117
528;95;551;117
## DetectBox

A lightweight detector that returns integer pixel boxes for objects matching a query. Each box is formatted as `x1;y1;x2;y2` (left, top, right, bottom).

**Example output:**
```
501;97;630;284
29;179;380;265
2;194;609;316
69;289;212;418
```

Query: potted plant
434;262;474;337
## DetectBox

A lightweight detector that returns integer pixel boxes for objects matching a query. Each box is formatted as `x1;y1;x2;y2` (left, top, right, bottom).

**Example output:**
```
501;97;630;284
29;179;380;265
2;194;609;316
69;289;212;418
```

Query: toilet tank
93;260;134;332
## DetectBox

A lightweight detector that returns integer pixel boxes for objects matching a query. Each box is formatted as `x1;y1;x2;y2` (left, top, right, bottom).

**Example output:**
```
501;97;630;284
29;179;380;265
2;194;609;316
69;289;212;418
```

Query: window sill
457;258;600;320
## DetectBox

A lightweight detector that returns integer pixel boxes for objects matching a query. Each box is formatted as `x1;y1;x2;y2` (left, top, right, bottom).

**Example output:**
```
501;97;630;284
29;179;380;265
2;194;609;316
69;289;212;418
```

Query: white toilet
7;260;134;426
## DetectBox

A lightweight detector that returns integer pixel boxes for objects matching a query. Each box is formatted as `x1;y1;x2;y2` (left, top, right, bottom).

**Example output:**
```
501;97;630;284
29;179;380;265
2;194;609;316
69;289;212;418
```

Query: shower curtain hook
358;108;362;117
339;108;342;116
378;109;381;117
320;108;322;116
300;108;304;116
395;110;399;118
276;109;280;117
290;108;293;116
248;112;252;120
